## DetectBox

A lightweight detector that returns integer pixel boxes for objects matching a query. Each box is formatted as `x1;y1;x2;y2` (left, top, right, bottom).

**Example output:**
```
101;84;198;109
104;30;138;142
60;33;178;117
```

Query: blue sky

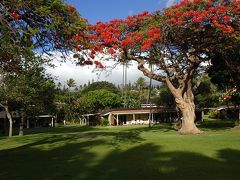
65;0;178;24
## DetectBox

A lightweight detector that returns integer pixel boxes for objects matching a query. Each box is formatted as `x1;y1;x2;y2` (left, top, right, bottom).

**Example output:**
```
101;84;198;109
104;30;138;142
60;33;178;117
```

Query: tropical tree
208;53;240;106
67;78;77;89
79;0;240;134
64;78;77;121
156;85;175;108
81;81;120;94
125;90;141;108
0;56;56;136
195;75;222;108
135;77;147;101
66;78;76;102
0;0;85;133
0;0;87;72
76;89;123;114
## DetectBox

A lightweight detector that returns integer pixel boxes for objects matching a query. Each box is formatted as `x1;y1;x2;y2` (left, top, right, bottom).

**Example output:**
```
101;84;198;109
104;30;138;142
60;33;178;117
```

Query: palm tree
147;64;153;127
66;78;76;103
66;78;76;89
135;77;147;102
65;78;76;122
122;63;128;107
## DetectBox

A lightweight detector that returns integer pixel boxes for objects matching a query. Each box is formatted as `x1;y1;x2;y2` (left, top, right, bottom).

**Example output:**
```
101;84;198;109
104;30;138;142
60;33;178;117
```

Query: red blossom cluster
67;5;76;12
86;11;161;54
73;0;239;69
94;60;104;68
164;0;240;36
76;59;104;68
11;11;20;20
74;11;161;68
125;11;153;27
142;26;161;50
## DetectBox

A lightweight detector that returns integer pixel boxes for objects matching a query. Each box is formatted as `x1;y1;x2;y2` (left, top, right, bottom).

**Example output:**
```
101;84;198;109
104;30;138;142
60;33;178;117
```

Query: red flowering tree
79;0;240;134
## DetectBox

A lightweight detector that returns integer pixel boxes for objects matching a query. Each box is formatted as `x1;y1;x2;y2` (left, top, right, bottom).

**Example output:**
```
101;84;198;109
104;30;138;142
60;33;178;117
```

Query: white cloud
45;52;161;87
165;0;177;7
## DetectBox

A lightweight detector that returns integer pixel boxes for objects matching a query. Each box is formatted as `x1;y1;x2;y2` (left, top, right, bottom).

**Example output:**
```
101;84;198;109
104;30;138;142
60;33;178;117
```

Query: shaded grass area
0;122;240;180
199;117;236;131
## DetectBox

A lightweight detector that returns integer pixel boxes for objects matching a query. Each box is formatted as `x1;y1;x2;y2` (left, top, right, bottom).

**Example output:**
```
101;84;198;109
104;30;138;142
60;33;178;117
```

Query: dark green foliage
156;85;175;107
195;76;221;108
208;52;240;106
81;81;120;94
0;55;57;116
77;89;123;114
208;53;240;90
125;91;141;108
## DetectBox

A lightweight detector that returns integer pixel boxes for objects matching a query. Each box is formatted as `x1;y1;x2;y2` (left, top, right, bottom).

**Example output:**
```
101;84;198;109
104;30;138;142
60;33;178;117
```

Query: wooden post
51;117;54;127
116;114;119;126
201;110;204;122
27;119;29;128
108;113;112;125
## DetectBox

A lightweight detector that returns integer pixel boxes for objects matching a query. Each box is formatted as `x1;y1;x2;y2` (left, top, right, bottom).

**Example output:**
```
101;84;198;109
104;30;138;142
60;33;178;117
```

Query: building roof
100;107;178;116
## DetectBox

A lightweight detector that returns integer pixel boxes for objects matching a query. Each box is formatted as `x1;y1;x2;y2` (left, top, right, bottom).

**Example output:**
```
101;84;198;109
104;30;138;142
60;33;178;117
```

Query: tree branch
127;54;166;82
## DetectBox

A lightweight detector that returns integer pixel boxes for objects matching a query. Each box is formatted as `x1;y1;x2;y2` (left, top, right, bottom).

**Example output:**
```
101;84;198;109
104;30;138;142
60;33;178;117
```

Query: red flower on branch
192;16;203;23
90;50;96;59
107;48;116;55
67;5;76;12
121;38;133;48
133;32;143;41
222;16;231;23
11;11;20;20
75;45;81;51
141;38;154;50
94;61;104;68
73;34;82;42
84;60;93;65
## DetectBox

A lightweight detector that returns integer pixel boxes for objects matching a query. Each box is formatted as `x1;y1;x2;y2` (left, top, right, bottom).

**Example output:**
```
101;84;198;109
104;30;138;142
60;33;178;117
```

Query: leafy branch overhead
0;0;88;71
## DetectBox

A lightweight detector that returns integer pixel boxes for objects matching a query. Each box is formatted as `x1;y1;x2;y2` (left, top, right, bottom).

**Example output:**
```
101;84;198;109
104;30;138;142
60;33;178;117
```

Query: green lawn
0;120;240;180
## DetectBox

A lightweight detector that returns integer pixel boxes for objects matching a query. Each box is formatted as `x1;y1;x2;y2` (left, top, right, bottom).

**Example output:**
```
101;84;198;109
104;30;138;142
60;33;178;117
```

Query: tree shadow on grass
24;125;95;135
199;119;235;131
0;133;239;180
86;144;240;180
84;145;240;180
23;122;176;136
0;137;105;180
21;125;176;146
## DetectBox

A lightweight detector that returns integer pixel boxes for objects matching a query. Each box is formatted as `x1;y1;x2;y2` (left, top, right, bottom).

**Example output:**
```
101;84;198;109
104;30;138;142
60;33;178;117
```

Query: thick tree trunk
165;78;202;135
132;54;202;134
5;106;13;137
177;101;202;134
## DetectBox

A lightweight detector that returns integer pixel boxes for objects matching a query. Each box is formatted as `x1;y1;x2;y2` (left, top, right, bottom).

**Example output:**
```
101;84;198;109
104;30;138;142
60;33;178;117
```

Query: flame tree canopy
75;0;240;134
0;0;88;72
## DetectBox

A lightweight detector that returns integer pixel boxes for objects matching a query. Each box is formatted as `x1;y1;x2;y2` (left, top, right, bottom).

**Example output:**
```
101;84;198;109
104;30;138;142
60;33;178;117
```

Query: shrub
100;117;109;126
208;110;220;119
